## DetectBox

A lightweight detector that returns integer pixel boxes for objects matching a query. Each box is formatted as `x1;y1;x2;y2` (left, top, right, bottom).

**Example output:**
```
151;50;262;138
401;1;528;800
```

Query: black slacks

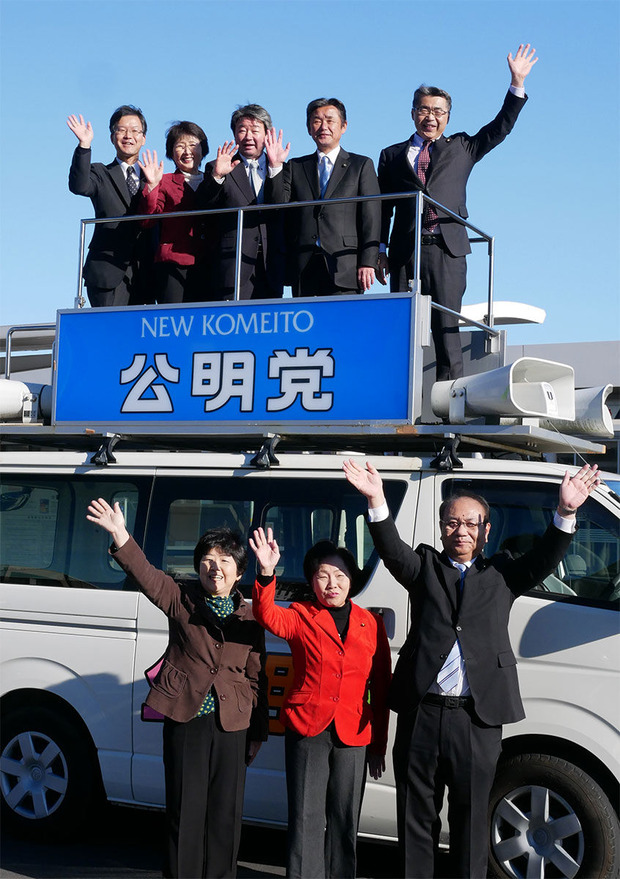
162;713;247;879
294;251;360;297
390;240;467;381
285;725;367;879
393;699;501;879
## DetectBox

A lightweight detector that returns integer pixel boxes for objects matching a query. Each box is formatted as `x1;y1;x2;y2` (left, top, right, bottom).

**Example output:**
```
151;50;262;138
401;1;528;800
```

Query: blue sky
1;0;618;347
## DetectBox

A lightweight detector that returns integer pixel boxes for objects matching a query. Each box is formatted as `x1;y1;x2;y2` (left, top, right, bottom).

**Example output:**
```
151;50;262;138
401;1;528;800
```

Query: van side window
0;477;143;589
442;479;620;607
262;480;406;602
163;498;255;578
147;476;407;602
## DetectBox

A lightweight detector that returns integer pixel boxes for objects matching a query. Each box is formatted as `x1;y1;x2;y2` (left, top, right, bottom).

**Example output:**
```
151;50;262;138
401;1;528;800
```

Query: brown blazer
113;537;268;738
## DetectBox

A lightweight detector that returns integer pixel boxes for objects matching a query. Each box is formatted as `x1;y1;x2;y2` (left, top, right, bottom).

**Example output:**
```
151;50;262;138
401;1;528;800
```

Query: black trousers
390;240;467;381
162;714;247;879
285;725;367;879
294;251;360;297
393;699;501;879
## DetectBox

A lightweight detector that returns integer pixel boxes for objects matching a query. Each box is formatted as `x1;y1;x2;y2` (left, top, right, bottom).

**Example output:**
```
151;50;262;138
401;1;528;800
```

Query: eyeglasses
440;519;487;533
413;107;448;119
114;127;144;136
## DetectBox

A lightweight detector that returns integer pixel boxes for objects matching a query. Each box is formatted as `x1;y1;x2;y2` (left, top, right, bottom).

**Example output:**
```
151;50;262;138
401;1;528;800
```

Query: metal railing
75;191;499;343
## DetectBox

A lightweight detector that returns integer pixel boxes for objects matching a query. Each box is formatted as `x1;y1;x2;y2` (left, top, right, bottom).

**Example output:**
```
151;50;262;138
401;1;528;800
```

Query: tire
488;753;620;879
0;705;101;839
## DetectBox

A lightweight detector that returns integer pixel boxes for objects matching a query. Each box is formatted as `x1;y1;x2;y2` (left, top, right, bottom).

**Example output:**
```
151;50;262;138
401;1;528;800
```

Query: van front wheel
0;705;99;839
488;753;620;879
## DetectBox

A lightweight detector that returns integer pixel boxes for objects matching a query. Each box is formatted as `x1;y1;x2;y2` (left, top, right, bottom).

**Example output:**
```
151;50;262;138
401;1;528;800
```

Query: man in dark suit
343;457;599;878
265;98;380;296
67;105;153;307
376;45;538;380
197;104;285;300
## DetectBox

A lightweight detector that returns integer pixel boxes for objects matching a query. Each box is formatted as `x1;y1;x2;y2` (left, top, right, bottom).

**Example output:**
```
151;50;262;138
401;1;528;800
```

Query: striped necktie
437;567;465;693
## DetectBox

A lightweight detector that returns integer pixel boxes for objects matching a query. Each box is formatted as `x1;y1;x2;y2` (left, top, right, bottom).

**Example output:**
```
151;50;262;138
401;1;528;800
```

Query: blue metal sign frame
53;293;423;432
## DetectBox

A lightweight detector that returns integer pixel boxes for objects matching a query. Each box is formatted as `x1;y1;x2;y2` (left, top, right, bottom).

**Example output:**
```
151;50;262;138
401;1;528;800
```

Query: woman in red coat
249;526;391;879
138;121;215;303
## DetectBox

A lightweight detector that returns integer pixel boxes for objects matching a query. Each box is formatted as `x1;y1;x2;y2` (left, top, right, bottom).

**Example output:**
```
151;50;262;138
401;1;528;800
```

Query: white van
1;445;619;879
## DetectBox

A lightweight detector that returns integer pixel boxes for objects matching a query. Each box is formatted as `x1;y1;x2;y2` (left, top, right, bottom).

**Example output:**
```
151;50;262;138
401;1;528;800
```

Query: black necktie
126;166;138;197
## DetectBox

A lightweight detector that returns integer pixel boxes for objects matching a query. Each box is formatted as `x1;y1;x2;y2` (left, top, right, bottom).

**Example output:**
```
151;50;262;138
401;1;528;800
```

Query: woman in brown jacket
87;497;268;879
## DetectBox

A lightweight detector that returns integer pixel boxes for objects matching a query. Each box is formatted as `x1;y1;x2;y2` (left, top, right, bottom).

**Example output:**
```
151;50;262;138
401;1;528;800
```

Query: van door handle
367;606;396;640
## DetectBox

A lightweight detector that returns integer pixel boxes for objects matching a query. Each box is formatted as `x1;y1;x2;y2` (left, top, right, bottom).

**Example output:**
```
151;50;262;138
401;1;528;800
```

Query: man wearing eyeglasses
343;457;600;878
375;45;537;381
68;105;154;307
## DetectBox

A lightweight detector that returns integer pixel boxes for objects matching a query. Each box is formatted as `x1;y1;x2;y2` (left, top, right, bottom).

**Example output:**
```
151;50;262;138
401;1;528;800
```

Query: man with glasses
343;457;600;878
375;45;537;381
68;105;154;307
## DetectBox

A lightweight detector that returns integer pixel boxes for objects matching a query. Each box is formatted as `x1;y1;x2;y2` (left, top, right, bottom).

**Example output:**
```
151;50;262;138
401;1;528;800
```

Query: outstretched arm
343;458;386;509
507;43;538;89
67;114;94;149
557;464;600;519
86;498;130;548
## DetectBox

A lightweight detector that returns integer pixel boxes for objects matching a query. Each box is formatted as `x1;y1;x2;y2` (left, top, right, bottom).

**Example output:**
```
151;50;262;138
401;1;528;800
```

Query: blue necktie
319;155;330;198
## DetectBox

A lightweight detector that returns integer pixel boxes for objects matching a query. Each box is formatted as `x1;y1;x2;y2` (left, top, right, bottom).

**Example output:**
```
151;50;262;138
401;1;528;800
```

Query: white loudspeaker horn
540;385;614;438
431;358;576;424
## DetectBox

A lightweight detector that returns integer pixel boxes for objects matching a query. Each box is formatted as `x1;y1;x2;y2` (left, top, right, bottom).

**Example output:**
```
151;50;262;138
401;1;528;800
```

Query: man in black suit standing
343;457;599;878
67;105;153;307
376;45;538;380
198;104;285;300
265;98;380;296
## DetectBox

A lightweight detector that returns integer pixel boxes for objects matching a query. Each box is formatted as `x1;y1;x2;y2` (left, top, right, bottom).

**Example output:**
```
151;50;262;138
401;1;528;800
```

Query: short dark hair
306;97;347;127
165;121;209;162
193;527;248;576
439;492;490;523
109;105;147;135
412;85;452;114
303;540;360;591
230;104;272;135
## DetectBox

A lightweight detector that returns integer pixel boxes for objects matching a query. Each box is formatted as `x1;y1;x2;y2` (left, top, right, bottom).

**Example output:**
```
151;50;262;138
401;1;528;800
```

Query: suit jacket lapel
301;154;320;199
323;148;350;198
309;603;345;648
437;551;461;612
108;160;131;208
230;158;256;203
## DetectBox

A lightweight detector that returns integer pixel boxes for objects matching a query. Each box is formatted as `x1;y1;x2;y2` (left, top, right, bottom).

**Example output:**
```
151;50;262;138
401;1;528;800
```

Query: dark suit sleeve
465;90;528;164
264;164;291;205
377;148;395;246
69;146;99;197
195;165;226;208
357;157;381;267
496;521;573;597
368;514;423;592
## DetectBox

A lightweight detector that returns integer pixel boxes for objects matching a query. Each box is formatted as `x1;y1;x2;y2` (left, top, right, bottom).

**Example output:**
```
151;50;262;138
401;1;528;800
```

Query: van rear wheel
488;753;620;879
0;705;99;839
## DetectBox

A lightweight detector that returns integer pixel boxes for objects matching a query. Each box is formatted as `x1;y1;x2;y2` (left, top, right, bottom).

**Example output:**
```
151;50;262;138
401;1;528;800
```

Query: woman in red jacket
138;121;215;303
249;526;391;879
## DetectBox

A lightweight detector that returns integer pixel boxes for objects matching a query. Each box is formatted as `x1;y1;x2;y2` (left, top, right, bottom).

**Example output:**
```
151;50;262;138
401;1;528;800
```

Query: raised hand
558;464;600;517
249;526;280;577
67;114;94;149
265;128;291;169
507;43;538;88
342;459;386;508
212;141;240;178
138;149;164;191
86;498;130;547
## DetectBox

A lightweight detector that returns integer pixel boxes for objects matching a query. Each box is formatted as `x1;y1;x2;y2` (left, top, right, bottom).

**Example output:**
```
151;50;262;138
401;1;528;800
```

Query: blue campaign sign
54;295;419;428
